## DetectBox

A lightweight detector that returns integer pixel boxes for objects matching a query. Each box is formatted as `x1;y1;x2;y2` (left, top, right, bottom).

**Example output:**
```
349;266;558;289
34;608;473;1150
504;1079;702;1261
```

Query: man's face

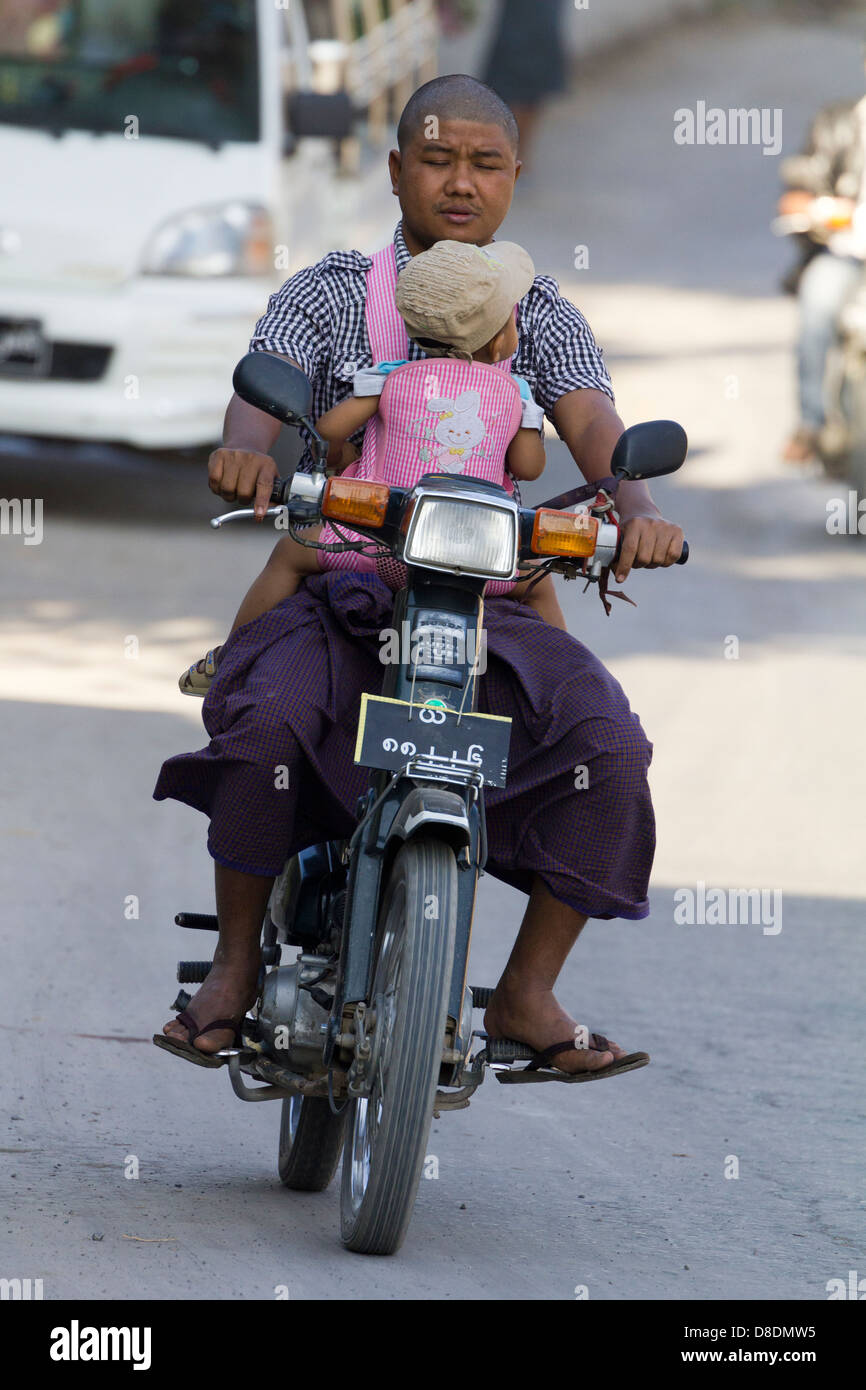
389;117;520;254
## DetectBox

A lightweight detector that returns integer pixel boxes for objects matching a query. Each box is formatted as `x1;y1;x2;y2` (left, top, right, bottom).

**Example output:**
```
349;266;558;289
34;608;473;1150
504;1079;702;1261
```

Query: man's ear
514;158;523;183
388;148;402;196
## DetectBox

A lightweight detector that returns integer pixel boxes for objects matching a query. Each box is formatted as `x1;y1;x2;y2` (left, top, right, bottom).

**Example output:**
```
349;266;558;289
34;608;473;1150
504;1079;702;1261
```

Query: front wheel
340;837;458;1255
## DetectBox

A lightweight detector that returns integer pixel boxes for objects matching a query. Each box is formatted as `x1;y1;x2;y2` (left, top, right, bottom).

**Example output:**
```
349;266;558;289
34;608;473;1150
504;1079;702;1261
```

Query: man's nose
442;160;478;198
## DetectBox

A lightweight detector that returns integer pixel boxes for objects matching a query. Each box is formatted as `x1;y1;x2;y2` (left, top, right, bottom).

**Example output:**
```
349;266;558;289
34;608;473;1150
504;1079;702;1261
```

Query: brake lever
210;469;328;530
210;505;288;529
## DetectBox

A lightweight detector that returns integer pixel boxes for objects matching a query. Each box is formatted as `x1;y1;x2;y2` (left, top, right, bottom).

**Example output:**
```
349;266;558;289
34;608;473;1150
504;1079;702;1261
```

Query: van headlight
403;495;518;579
142;202;273;277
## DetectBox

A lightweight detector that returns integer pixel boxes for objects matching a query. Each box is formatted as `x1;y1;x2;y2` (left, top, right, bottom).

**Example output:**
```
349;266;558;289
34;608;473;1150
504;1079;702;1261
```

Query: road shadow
0;425;304;530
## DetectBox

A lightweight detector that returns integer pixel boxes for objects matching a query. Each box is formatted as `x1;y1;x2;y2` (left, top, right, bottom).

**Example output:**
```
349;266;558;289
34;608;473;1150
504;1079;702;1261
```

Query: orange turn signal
322;477;390;528
531;508;599;558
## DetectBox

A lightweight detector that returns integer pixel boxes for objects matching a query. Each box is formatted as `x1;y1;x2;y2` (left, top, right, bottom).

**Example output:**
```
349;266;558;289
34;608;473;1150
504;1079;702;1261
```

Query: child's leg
509;570;567;631
179;529;322;695
229;528;322;634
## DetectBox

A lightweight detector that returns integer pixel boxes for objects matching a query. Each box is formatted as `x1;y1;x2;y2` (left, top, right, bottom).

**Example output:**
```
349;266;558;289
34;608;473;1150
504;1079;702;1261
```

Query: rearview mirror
232;353;313;426
610;421;688;481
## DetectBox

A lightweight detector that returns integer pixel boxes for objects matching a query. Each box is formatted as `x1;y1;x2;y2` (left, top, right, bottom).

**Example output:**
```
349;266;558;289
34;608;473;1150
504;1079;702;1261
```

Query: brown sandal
498;1033;650;1085
152;1009;242;1069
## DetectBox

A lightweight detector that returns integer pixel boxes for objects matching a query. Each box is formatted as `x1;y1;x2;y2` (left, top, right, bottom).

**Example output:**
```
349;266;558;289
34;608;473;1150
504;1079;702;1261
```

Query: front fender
384;786;471;854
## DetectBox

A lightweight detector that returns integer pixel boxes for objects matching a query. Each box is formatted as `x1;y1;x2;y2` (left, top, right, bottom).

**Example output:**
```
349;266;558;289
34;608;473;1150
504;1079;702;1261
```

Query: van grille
0;338;112;382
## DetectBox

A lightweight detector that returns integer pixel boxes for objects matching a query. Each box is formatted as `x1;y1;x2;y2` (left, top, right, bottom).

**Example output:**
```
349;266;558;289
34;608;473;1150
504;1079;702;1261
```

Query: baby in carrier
181;238;564;695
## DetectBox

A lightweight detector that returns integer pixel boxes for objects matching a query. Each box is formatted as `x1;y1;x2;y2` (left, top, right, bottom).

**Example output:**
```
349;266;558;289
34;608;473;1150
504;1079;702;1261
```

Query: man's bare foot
483;972;626;1075
163;946;260;1055
782;425;820;464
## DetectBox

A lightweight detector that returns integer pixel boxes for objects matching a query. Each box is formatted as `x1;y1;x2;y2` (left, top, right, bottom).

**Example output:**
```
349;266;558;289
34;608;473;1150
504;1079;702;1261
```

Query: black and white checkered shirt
250;221;614;472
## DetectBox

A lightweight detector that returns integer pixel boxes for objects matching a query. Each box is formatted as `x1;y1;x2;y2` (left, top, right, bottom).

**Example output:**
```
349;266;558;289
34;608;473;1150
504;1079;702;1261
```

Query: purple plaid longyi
154;571;655;920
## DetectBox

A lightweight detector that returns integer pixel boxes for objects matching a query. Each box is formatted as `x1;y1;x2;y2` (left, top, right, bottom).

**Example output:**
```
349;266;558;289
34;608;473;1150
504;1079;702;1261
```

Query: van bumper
0;275;273;449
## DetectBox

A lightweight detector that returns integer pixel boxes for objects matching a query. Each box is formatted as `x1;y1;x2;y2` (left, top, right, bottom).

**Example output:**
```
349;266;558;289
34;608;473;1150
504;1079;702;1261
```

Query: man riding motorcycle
778;65;866;465
154;74;685;1078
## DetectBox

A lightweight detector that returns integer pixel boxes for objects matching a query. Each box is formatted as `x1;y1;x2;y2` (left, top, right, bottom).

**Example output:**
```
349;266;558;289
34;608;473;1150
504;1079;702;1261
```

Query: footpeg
484;1037;536;1064
175;912;218;931
177;961;212;984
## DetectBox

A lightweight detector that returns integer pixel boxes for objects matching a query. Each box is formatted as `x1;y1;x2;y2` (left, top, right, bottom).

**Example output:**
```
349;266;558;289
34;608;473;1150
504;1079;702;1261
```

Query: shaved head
397;74;519;152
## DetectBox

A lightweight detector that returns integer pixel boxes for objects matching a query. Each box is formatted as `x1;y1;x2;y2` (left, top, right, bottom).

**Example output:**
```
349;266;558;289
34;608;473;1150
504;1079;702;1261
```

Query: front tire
340;837;458;1255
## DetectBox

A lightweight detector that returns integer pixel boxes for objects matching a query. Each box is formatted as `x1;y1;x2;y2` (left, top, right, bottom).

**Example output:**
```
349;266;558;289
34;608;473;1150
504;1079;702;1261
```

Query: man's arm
552;388;684;583
527;277;683;581
209;260;335;517
209;364;367;513
208;381;286;520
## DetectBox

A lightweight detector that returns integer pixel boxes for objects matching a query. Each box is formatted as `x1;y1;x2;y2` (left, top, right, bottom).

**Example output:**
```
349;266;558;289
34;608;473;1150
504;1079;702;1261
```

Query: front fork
325;571;489;1079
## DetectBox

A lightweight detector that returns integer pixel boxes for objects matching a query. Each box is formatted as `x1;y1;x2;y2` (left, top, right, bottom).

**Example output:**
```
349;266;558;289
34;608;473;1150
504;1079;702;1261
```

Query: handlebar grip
611;536;689;566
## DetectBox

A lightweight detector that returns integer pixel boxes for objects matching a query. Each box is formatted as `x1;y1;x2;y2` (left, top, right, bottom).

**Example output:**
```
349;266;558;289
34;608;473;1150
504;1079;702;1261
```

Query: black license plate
354;694;512;787
0;318;51;377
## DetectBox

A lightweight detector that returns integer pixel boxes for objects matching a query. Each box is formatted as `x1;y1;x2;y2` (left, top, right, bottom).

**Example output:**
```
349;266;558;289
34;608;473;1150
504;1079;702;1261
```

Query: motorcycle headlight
403;494;518;579
142;202;273;277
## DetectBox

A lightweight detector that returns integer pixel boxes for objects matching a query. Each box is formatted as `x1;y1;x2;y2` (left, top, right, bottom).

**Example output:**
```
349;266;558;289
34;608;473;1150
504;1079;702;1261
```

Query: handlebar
216;474;691;565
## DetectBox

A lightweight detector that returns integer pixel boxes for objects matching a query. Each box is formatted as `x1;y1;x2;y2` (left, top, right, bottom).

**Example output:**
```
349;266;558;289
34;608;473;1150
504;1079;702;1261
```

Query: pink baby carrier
318;243;522;595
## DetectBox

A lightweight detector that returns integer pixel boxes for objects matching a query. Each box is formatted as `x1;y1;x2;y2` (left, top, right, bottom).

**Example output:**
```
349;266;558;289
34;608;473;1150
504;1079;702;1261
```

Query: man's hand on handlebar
208;447;280;521
615;514;685;585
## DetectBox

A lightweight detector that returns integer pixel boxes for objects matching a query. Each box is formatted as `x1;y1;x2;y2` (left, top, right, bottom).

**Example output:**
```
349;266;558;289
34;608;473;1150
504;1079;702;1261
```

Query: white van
0;0;358;450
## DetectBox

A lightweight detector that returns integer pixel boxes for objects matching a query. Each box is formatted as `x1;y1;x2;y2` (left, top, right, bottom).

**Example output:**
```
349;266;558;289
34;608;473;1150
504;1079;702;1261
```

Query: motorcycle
166;351;689;1255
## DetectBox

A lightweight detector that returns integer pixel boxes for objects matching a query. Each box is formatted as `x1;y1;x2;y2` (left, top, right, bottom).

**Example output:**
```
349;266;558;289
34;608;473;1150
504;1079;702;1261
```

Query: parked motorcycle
166;352;689;1255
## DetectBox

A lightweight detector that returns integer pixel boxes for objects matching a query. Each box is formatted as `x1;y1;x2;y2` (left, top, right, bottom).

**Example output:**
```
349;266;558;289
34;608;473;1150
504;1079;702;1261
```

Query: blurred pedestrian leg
481;0;567;166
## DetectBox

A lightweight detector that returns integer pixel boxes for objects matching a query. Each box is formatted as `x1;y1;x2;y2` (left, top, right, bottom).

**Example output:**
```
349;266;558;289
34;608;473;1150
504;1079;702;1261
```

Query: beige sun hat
395;239;536;356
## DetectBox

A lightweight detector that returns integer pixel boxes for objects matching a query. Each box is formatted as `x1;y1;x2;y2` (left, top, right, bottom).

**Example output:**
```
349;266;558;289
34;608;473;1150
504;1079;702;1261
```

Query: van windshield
0;0;260;144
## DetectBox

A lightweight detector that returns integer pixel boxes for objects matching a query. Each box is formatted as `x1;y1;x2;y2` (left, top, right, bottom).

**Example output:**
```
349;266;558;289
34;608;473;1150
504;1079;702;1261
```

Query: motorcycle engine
257;957;333;1077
